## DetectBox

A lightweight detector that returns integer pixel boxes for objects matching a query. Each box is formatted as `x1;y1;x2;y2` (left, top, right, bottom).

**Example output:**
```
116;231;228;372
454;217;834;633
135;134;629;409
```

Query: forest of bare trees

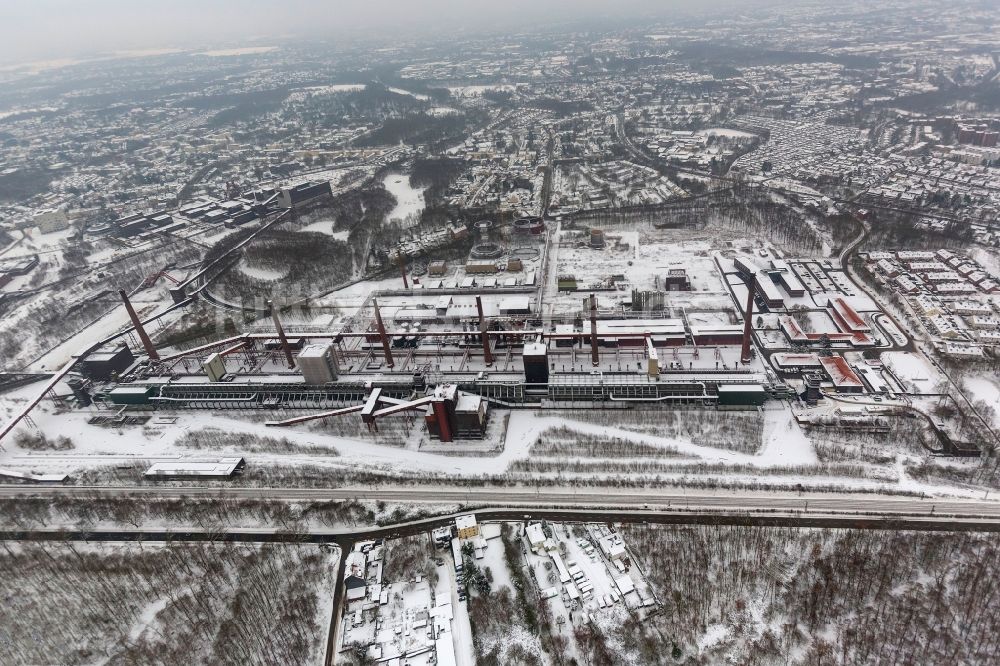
620;524;1000;665
0;494;374;530
174;429;339;456
468;525;547;665
0;541;336;665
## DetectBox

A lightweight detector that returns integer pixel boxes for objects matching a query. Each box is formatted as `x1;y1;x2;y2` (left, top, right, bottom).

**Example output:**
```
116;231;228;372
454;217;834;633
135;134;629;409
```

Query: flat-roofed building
717;384;768;405
297;343;338;384
144;457;246;480
771;259;806;296
690;324;744;346
455;514;479;539
773;352;823;372
756;274;785;309
597;318;686;347
80;345;135;381
499;296;532;315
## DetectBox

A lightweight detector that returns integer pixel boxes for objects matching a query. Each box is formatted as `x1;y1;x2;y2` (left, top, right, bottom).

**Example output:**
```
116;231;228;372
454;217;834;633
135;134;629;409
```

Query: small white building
599;534;628;562
526;523;546;550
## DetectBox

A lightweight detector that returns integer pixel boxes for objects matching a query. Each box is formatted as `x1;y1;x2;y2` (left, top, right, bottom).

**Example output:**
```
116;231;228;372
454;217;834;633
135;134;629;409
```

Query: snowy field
0;373;982;499
298;219;351;240
963;375;1000;426
882;351;940;394
382;171;427;226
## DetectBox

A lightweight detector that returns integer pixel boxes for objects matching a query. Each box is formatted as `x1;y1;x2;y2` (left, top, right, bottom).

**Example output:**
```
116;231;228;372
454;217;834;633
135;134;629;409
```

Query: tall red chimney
589;293;599;367
373;299;395;368
741;274;757;364
119;289;159;361
268;300;296;369
432;398;453;442
476;296;493;366
397;253;409;289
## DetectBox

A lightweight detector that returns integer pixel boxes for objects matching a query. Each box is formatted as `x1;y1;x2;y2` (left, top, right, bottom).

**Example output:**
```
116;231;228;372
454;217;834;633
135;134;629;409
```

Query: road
836;215;915;354
5;485;998;666
2;484;999;520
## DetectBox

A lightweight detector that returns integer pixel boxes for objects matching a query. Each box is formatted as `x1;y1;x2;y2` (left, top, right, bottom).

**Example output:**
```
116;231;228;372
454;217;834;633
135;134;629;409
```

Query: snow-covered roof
144;457;244;478
527;523;546;545
455;514;477;531
524;341;547;356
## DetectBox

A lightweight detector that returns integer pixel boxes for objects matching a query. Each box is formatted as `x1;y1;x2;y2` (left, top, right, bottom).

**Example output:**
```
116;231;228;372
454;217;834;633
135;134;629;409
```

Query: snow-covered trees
0;541;335;664
622;524;1000;664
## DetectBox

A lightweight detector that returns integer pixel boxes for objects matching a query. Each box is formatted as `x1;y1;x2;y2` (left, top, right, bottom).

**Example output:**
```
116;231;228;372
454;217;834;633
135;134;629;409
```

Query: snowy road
2;484;1000;522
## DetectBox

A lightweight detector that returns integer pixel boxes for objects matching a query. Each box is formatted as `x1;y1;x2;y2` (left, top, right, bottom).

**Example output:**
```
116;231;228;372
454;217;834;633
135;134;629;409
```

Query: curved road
837;215;915;354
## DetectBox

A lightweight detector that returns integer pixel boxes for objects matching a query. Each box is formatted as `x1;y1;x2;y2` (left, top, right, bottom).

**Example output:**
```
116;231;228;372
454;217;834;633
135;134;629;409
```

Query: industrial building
690;324;745;346
297;343;339;384
63;284;785;446
770;259;805;296
732;255;785;308
717;384;768;406
79;345;135;381
663;269;691;291
278;180;332;209
596;319;686;347
819;356;864;393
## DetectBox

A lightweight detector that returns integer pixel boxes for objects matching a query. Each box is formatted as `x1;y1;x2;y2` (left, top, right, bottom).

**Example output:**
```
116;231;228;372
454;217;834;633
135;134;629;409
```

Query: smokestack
589;293;599;367
741;274;757;364
373;299;394;368
118;289;159;361
397;253;409;289
432;398;453;442
269;300;296;369
476;296;493;366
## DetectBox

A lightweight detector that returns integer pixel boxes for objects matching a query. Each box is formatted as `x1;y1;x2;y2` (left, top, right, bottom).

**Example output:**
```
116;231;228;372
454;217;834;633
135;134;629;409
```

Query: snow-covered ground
387;87;430;101
446;85;517;97
882;351;940;394
758;405;818;466
0;383;982;499
963;375;1000;426
699;128;756;139
195;46;277;57
298;219;350;240
382;172;426;226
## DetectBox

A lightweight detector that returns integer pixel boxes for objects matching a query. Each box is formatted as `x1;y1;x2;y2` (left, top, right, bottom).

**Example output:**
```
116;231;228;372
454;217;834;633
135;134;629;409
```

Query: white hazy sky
0;0;757;65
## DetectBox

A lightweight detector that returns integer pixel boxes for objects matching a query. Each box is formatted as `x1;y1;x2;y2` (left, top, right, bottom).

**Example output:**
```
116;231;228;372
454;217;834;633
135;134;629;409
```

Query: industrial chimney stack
741;274;757;364
118;289;159;361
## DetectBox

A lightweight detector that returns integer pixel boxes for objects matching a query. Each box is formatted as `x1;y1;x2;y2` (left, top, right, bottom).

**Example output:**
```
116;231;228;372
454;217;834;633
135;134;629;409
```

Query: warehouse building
770;259;806;296
297;343;339;384
716;384;768;406
819;356;864;393
278;181;332;209
79;345;135;381
597;319;686;347
144;457;246;480
690;324;745;346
